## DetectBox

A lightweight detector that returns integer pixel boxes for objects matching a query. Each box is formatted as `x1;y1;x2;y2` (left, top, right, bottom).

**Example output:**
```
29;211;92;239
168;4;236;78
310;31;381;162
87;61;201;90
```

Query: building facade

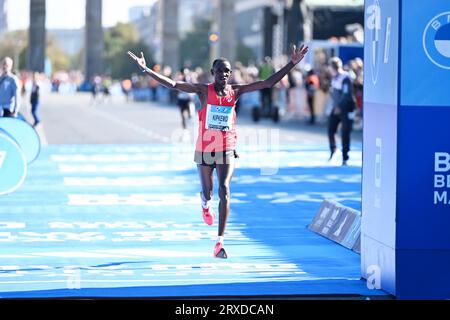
0;0;8;34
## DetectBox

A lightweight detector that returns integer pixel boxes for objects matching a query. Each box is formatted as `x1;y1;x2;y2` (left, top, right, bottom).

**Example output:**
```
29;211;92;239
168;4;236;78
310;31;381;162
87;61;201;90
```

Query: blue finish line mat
0;144;386;298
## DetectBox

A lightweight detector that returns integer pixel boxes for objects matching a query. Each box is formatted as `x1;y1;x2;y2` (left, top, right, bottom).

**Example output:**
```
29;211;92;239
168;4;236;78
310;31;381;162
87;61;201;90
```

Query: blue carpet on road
0;143;386;298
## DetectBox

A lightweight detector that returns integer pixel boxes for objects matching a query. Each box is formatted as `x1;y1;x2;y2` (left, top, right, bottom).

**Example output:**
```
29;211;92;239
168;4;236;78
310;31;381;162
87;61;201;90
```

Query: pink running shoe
214;242;227;259
202;207;215;226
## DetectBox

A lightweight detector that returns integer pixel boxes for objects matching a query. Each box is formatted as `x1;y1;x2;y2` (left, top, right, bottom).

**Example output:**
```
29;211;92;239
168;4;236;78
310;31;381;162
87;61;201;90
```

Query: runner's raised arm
127;51;206;94
233;44;308;98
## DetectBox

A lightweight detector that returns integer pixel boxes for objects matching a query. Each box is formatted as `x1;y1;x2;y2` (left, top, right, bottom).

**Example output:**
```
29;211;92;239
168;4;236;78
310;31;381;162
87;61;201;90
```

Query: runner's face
212;61;232;86
2;59;12;74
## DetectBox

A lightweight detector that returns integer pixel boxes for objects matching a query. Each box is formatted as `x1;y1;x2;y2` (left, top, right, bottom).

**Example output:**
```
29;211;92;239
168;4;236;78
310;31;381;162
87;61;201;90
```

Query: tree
0;31;27;71
103;23;153;79
46;35;71;71
236;42;256;66
180;18;212;69
0;30;71;72
71;47;84;71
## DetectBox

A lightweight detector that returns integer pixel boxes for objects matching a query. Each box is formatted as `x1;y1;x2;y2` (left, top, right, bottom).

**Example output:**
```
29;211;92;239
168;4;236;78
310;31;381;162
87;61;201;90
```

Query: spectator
90;75;102;105
305;69;320;124
176;68;193;130
121;79;132;102
0;57;21;118
259;56;274;115
30;72;41;127
287;68;302;116
150;64;160;101
327;57;356;166
101;76;112;104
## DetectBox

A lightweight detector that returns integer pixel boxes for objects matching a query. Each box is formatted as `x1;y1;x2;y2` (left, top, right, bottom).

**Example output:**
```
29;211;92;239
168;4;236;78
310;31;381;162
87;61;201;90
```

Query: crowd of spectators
10;50;364;130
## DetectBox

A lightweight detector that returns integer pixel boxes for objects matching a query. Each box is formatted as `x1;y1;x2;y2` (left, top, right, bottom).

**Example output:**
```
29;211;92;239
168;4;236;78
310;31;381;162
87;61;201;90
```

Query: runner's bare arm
127;51;207;94
233;44;308;98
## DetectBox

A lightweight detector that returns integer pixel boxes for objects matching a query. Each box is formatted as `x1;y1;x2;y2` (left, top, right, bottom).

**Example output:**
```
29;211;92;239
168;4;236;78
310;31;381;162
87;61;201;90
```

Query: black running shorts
194;150;239;167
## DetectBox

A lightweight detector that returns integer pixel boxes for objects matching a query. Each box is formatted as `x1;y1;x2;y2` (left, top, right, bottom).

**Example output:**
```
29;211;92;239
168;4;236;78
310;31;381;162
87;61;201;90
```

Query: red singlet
195;84;237;152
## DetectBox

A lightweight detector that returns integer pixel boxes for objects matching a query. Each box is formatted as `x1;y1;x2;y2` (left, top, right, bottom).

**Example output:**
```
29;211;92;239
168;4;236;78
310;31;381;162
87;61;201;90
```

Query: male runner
128;44;308;258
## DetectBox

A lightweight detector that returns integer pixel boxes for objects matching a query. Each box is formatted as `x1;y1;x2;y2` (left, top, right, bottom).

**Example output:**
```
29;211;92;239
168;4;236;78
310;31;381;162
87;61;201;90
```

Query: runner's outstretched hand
290;44;309;65
127;51;147;71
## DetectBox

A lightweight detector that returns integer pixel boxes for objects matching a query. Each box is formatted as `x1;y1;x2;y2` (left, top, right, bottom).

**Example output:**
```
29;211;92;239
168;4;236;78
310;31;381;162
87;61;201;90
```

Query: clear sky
7;0;363;30
7;0;157;30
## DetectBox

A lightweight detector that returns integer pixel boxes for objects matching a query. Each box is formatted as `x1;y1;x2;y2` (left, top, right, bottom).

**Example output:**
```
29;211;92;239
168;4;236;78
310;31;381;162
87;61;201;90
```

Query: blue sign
363;0;450;299
362;0;399;296
398;0;450;267
0;130;27;195
338;45;363;65
364;0;399;106
397;106;450;250
423;12;450;69
401;2;450;106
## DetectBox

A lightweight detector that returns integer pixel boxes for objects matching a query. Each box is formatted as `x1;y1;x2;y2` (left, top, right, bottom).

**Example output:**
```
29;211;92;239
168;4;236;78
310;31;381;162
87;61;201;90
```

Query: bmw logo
423;12;450;69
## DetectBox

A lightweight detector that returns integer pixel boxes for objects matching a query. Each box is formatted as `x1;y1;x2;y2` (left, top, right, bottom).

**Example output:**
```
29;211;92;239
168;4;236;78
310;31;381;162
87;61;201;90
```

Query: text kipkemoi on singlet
205;104;233;131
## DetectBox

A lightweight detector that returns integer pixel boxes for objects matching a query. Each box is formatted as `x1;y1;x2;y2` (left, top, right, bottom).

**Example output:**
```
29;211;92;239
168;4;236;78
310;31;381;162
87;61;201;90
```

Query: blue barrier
0;117;40;195
0;129;27;196
0;118;41;164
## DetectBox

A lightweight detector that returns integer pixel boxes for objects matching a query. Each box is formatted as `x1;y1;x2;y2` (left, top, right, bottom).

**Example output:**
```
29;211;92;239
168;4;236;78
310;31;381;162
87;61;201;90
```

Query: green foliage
180;18;212;69
18;47;27;70
0;31;27;71
103;23;153;79
46;36;71;71
0;30;72;72
71;47;84;71
236;41;257;66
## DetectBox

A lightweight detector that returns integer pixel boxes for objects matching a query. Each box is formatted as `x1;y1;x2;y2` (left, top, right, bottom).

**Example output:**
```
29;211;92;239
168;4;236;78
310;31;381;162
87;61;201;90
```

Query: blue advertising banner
396;0;450;299
401;2;450;106
362;0;399;296
363;0;450;299
362;103;397;246
364;0;399;106
397;106;450;250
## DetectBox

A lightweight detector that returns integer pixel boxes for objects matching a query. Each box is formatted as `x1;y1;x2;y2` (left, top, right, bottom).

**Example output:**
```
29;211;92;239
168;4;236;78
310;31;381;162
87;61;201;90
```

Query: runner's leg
215;157;235;237
197;164;214;206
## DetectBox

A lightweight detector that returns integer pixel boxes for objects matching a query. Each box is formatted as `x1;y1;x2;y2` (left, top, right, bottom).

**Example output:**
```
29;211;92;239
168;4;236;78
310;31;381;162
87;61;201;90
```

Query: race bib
205;104;233;131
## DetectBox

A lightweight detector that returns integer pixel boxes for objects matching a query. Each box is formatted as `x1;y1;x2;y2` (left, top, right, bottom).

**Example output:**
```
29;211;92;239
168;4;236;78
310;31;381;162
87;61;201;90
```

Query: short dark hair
212;58;230;69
